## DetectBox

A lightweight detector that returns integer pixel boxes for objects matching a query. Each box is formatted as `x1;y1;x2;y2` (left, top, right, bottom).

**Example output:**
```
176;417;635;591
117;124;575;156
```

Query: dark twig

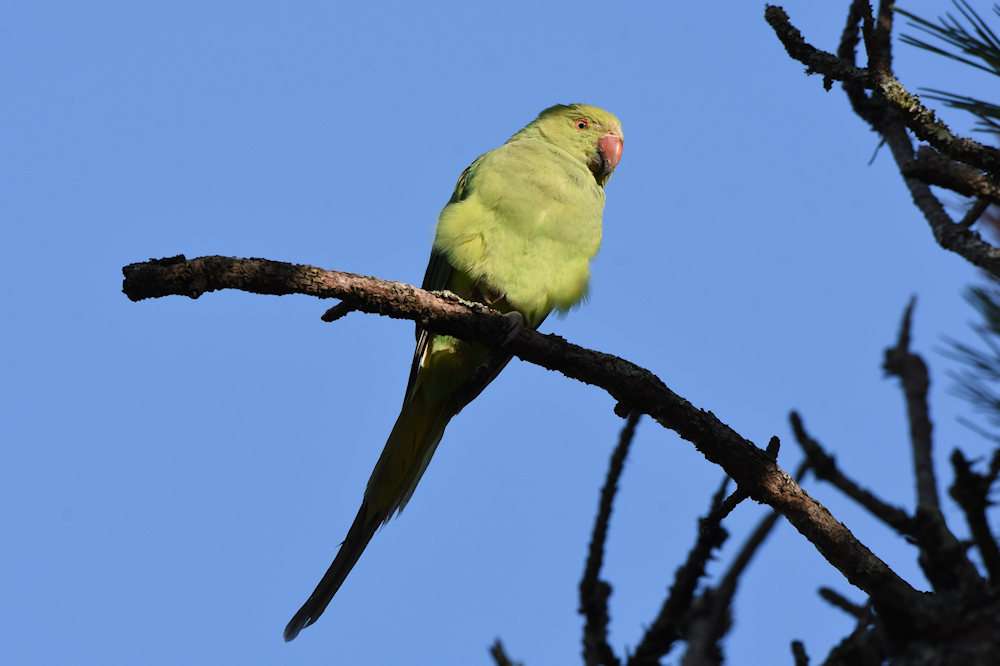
884;299;984;593
489;639;522;666
320;301;354;322
628;478;732;666
960;198;992;228
884;299;938;517
766;435;781;460
789;412;914;536
865;0;894;76
818;587;867;620
764;5;872;87
710;438;770;525
821;604;883;666
705;438;773;521
902;147;1000;206
679;590;729;666
716;487;748;522
580;412;640;666
681;461;811;666
122;255;937;626
949;448;1000;584
791;640;810;666
715;460;810;618
837;0;881;122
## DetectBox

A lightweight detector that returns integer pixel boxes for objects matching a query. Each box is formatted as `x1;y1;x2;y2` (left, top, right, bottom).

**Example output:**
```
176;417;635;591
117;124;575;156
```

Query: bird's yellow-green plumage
284;103;623;641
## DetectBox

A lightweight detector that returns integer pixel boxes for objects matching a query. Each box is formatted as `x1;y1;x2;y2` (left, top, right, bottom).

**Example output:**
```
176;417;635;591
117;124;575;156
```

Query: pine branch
898;2;1000;77
946;278;1000;426
764;5;1000;278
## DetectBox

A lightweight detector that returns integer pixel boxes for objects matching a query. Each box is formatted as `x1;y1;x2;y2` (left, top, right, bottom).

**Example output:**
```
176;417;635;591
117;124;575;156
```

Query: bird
284;103;623;641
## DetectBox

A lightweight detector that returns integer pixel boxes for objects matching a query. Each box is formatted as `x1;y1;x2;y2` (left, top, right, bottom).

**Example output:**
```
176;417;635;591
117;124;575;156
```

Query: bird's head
529;103;623;186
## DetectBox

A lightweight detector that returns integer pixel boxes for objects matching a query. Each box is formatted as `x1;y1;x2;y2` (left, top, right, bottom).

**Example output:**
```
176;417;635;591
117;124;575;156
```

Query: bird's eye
575;118;589;130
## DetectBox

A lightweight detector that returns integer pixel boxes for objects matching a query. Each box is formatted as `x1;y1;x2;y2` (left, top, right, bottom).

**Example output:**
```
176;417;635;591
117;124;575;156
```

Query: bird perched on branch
285;103;624;641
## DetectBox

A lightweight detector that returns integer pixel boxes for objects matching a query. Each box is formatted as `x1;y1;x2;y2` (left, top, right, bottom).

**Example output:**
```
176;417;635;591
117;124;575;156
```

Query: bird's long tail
283;389;450;641
283;499;379;641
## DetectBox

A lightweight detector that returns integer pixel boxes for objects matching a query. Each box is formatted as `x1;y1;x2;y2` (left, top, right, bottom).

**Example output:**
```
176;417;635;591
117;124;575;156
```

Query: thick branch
790;411;914;536
122;255;935;625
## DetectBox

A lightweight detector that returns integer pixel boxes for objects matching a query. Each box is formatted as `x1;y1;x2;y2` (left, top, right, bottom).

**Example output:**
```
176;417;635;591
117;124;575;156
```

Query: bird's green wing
403;160;480;401
402;249;453;400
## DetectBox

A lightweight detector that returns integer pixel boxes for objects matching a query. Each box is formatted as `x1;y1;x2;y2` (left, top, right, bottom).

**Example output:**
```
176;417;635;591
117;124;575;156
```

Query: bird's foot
501;311;526;349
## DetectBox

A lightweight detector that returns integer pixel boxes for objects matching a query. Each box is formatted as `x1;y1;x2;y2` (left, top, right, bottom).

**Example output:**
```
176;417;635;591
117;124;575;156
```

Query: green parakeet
284;103;623;640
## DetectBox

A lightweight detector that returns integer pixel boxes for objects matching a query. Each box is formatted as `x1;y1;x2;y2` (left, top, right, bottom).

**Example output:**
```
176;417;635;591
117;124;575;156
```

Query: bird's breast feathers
433;138;605;322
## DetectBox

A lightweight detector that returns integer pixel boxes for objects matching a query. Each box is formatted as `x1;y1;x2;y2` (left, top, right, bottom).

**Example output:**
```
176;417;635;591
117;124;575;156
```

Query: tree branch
820;607;883;666
705;463;806;624
902;146;1000;205
122;255;936;627
580;412;640;666
764;4;1000;174
818;587;867;620
764;4;873;89
789;411;914;536
883;299;984;593
834;0;878;120
320;301;354;322
949;448;1000;585
489;639;523;666
791;640;810;666
881;122;1000;278
959;198;992;229
628;478;732;666
764;4;1000;278
681;461;810;666
884;299;939;517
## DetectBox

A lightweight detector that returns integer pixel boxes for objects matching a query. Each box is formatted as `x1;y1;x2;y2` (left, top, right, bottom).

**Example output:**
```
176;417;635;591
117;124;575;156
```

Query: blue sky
3;1;996;664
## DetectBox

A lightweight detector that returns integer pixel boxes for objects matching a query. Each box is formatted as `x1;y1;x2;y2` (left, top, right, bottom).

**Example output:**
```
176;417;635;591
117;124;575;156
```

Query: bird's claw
501;311;526;348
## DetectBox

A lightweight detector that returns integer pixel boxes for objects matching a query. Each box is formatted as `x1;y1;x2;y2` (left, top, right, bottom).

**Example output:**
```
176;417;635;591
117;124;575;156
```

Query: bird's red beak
598;133;623;172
